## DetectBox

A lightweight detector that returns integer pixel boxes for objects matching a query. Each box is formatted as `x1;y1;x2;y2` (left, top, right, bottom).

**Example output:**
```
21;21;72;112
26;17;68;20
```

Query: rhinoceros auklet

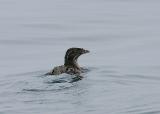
46;48;89;76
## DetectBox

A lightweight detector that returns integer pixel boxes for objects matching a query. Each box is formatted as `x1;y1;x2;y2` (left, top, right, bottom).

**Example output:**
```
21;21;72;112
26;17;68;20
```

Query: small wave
22;84;75;92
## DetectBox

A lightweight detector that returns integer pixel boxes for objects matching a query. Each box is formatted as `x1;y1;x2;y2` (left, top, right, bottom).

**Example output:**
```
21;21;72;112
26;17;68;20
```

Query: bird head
64;47;89;68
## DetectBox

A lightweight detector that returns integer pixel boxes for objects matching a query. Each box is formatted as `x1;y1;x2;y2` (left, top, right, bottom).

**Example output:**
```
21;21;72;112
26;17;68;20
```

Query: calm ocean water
0;0;160;114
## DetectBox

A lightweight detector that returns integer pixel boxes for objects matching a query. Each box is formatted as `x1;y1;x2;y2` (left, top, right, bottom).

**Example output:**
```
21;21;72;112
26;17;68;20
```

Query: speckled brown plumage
46;48;89;76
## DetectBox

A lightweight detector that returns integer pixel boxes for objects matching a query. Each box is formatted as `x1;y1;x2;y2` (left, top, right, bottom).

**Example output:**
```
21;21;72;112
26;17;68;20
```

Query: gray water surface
0;0;160;114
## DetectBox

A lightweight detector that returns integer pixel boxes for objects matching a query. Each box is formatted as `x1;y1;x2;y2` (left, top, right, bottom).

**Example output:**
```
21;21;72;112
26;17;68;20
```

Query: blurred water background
0;0;160;114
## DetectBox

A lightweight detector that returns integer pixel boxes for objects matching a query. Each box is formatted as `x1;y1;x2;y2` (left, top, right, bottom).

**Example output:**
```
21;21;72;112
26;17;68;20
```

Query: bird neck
64;58;80;70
